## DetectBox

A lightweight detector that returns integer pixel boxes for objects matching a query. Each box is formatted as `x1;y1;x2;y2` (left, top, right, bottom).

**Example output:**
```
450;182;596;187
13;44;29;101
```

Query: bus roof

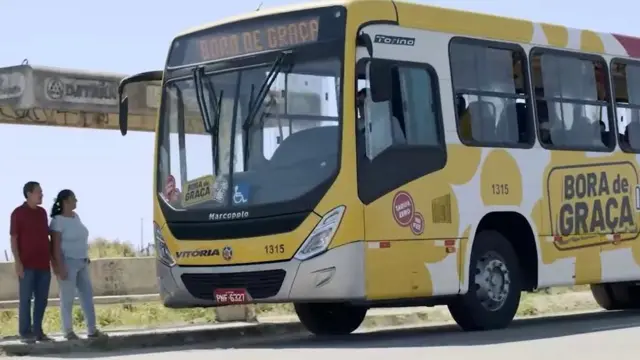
177;0;640;58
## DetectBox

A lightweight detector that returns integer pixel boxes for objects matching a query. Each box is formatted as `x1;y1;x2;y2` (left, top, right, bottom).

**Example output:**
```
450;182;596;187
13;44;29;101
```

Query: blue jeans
18;269;51;337
58;258;97;334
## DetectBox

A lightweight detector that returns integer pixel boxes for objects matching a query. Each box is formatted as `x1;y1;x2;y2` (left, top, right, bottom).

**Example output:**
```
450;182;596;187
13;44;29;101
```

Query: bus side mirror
118;70;164;136
368;60;392;103
118;95;129;136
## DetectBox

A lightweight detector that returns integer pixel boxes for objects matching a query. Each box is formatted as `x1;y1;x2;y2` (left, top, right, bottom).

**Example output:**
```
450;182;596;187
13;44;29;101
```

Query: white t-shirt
50;213;90;259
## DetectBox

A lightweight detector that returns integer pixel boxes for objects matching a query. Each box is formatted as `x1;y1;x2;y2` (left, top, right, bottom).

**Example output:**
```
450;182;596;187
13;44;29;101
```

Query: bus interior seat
542;105;568;146
627;121;640;149
269;125;339;168
456;95;467;116
515;102;528;142
496;102;519;144
467;100;496;142
569;107;597;146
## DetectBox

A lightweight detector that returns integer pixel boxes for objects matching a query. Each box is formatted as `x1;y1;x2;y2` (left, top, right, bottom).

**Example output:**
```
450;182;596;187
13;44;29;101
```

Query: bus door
356;25;458;300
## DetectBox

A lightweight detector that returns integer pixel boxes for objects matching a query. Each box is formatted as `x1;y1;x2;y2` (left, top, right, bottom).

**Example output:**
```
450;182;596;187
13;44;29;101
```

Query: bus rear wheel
591;282;640;310
294;302;367;336
448;230;522;331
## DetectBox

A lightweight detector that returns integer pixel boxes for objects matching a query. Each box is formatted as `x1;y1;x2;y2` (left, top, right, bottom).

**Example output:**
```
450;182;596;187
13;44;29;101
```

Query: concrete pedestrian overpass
0;63;160;132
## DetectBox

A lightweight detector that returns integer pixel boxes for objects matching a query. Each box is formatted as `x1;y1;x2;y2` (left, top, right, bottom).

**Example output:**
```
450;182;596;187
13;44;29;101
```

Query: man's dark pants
18;269;51;337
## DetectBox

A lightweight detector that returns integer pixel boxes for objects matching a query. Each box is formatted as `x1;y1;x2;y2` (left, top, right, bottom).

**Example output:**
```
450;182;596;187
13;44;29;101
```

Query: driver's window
358;66;394;159
356;58;446;204
359;60;441;160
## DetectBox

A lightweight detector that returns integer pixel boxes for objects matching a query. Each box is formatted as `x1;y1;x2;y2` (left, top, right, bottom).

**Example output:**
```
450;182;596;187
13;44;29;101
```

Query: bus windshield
157;56;341;212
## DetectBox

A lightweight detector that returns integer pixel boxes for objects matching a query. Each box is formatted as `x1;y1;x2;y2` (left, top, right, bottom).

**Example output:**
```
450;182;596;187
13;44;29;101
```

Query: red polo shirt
10;203;51;270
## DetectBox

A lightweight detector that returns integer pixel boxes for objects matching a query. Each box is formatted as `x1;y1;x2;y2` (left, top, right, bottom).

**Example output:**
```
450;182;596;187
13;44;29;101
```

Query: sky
0;0;636;260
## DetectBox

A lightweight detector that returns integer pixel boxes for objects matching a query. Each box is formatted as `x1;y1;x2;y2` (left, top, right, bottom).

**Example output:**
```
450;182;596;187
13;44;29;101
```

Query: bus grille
180;270;286;300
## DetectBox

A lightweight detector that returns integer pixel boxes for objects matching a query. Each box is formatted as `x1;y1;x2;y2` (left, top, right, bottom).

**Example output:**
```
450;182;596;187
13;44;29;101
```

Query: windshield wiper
193;67;223;174
242;51;292;170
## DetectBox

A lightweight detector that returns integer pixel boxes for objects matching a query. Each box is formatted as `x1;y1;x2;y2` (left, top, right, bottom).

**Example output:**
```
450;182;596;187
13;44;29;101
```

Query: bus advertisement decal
546;162;640;250
182;174;215;207
411;212;425;235
392;191;425;235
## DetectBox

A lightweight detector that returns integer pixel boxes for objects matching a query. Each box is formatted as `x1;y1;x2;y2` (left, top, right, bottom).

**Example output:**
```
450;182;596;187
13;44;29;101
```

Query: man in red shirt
10;181;53;343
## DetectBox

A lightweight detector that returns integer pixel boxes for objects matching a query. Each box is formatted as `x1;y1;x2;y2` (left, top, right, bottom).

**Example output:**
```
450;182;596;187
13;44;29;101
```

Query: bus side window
449;39;534;148
396;66;441;146
611;60;640;153
530;50;614;151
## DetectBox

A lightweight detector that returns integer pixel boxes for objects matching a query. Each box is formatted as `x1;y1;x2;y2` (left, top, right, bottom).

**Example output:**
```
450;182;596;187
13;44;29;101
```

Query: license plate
214;288;248;304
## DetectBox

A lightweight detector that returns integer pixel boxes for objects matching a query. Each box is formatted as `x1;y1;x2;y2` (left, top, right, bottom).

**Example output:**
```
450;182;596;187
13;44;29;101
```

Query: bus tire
590;283;619;310
629;284;640;308
591;282;640;310
448;230;522;331
294;302;367;336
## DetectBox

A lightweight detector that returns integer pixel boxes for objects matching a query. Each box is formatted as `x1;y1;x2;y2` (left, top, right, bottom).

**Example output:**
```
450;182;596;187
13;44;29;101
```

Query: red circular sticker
392;191;415;227
410;212;424;235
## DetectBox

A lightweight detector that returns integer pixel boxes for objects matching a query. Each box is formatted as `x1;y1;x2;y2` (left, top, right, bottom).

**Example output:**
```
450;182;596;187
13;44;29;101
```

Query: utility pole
140;217;144;254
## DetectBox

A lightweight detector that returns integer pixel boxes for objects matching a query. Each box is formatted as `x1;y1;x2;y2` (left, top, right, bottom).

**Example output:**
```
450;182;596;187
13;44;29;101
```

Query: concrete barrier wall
0;257;252;322
0;257;158;301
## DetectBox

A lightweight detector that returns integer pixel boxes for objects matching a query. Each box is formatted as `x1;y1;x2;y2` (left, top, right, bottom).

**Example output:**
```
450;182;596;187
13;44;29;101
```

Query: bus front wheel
448;230;522;331
294;302;367;336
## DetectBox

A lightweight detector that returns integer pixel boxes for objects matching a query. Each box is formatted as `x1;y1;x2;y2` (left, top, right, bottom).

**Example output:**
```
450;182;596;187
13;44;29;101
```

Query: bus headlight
154;222;176;267
295;206;345;261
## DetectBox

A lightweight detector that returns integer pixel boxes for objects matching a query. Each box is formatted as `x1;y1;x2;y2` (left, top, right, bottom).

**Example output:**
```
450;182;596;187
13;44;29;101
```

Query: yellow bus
118;0;640;335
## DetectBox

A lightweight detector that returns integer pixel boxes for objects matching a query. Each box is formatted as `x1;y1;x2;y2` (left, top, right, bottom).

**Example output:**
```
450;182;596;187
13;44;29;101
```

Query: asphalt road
17;310;640;360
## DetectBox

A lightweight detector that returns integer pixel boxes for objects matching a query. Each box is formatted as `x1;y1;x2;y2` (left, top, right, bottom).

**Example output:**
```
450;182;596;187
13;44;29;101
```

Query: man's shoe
64;332;80;341
20;335;35;344
87;329;108;339
35;333;53;342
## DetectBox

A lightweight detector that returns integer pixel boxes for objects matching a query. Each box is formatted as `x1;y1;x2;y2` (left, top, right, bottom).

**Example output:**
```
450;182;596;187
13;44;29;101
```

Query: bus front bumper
156;241;366;308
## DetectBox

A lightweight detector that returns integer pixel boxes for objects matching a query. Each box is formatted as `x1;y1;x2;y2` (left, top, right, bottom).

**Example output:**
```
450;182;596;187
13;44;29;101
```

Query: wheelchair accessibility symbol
233;183;249;205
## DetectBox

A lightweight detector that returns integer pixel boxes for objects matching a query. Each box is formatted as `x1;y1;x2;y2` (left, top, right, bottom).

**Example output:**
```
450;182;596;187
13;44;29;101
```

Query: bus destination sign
198;17;319;61
170;16;321;66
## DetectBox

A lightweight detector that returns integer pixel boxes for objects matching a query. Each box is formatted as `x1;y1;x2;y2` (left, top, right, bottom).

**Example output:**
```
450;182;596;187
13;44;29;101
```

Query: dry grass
0;288;599;337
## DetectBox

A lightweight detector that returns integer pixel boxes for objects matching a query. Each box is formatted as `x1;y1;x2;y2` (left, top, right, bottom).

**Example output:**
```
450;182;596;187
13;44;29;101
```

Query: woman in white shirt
50;189;107;340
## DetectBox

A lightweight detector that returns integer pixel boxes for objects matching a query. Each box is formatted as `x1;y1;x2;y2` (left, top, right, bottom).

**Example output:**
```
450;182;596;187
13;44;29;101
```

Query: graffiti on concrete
0;71;26;100
0;107;114;128
0;106;166;132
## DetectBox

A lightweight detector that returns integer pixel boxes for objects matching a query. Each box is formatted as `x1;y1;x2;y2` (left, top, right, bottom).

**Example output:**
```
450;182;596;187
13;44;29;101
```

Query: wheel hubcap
474;251;510;311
